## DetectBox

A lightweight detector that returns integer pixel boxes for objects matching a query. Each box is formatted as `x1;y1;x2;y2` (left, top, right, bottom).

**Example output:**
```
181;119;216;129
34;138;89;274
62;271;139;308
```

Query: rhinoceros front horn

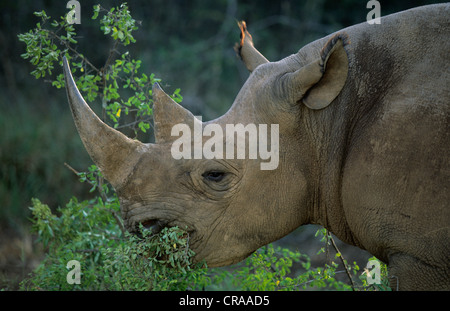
63;56;145;189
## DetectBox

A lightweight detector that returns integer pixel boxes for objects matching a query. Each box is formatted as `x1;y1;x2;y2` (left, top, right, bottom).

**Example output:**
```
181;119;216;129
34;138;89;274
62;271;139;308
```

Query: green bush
21;197;209;291
22;197;388;291
211;230;390;291
17;3;390;291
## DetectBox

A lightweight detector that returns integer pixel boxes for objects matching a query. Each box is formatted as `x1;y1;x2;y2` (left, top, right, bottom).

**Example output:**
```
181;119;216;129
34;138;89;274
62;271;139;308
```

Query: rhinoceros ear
286;34;349;110
152;83;197;143
234;21;269;72
63;56;145;189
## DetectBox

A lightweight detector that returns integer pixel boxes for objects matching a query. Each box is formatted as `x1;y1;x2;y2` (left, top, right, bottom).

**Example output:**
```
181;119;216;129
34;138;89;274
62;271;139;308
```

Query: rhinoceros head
63;22;349;267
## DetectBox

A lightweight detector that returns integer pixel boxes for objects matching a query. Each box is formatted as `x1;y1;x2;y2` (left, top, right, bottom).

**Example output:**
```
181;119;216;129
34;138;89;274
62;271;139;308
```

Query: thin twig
64;162;80;175
46;29;99;72
328;232;357;291
109;208;127;237
103;40;120;70
276;270;348;290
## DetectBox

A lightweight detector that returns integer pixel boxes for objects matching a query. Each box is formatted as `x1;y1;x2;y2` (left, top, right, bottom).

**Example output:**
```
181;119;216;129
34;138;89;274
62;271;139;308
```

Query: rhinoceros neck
294;13;412;246
297;104;359;246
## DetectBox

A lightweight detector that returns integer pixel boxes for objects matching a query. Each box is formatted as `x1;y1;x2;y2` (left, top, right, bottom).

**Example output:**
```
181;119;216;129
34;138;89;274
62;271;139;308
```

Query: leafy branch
18;3;182;137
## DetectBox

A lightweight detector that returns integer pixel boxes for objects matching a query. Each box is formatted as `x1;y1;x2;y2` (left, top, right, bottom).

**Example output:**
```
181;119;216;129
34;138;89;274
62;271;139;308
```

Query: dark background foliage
0;0;443;288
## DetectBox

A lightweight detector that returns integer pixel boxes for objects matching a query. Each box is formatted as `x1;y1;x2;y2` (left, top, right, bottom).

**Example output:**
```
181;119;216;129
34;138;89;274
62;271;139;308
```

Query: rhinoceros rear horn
63;56;145;189
234;21;269;72
152;82;197;144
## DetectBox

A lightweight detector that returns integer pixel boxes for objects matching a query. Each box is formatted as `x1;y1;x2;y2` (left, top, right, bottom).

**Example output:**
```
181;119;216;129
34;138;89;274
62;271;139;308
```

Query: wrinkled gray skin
63;4;449;290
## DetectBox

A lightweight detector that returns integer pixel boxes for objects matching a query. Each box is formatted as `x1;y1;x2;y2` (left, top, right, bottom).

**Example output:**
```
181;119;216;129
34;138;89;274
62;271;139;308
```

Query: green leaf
92;5;100;19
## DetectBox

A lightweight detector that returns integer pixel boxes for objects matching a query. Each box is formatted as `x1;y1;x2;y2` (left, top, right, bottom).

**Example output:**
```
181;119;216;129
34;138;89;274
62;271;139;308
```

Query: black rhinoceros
63;4;449;290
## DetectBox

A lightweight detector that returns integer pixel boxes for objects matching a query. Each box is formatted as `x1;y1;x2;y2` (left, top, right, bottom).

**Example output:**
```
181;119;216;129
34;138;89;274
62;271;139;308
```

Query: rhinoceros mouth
139;219;168;234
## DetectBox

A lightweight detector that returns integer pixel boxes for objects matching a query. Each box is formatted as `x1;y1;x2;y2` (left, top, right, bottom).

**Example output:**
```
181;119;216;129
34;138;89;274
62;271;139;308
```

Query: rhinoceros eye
202;171;226;182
